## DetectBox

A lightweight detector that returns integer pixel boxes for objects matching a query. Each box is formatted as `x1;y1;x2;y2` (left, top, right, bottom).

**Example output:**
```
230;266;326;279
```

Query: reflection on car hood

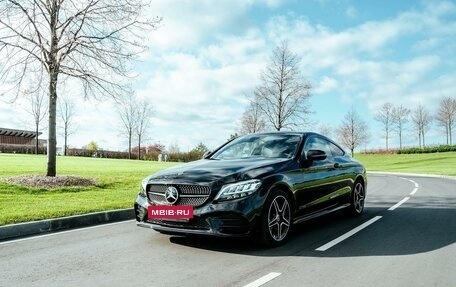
146;158;292;186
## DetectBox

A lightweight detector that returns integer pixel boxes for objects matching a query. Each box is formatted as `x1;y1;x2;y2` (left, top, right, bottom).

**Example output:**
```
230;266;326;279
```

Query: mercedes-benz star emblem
164;186;179;205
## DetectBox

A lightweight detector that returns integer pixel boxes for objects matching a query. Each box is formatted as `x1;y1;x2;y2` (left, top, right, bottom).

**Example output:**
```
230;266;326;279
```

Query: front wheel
258;189;292;247
345;180;365;216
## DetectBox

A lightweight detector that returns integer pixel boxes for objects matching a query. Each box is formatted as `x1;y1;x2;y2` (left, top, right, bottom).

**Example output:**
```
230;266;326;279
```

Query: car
134;132;367;246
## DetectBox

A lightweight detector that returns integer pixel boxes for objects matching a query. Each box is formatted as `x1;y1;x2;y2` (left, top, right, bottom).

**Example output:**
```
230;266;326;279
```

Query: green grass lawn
355;152;456;176
0;154;178;226
0;152;455;226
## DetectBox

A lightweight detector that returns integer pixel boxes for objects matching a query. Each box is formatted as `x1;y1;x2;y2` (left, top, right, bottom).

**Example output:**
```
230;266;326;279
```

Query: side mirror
202;151;212;159
306;149;327;161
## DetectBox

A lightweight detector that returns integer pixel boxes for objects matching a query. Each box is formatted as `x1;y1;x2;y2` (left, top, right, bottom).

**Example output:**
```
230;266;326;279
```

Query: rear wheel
346;180;365;216
258;189;292;247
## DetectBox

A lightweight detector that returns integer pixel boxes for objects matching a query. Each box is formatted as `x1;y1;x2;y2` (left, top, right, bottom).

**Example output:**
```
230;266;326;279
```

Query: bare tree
374;102;393;151
253;42;312;131
411;104;432;148
0;0;161;176
136;101;153;160
435;96;456;145
392;105;410;149
119;94;137;159
239;100;266;135
58;96;75;156
338;108;369;157
24;89;48;154
316;122;334;139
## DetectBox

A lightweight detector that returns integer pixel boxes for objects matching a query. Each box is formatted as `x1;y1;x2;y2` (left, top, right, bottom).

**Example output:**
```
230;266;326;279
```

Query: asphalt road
1;174;455;287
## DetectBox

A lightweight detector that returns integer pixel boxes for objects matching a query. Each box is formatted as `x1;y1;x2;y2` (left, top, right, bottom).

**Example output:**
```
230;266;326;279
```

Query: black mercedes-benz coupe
134;132;367;246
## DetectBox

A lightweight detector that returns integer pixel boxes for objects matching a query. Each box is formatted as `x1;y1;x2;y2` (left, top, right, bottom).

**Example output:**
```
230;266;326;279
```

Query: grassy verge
355;152;456;176
1;152;455;226
0;154;178;226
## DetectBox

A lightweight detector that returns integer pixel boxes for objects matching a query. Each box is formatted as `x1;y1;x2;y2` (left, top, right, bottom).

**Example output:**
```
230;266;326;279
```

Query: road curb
1;172;453;242
0;208;135;241
367;171;456;180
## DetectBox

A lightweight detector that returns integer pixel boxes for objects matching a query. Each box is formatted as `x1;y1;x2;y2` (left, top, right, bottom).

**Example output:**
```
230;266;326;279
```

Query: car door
294;136;340;215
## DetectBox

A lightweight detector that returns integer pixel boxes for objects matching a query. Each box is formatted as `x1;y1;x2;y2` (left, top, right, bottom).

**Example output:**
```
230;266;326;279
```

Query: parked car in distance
134;132;367;247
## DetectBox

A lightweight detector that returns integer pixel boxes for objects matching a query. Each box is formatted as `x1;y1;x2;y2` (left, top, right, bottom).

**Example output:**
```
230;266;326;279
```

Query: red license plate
148;205;194;220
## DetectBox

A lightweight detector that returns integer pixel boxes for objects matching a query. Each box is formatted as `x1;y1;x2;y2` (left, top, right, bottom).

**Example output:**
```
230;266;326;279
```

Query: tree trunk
128;130;132;159
46;1;58;176
46;71;58;176
422;130;426;147
138;135;141;160
385;133;388;151
35;122;39;154
450;121;453;145
64;122;68;156
418;130;422;149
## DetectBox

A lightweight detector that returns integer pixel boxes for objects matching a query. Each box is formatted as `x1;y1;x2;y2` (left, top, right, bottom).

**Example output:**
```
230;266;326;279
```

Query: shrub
397;145;456;154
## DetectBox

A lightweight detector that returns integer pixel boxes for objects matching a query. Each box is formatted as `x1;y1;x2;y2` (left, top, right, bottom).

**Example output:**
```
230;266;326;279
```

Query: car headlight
139;179;148;197
215;179;262;201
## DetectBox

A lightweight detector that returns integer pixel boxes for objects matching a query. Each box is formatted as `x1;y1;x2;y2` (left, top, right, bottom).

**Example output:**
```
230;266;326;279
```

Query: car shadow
168;198;456;257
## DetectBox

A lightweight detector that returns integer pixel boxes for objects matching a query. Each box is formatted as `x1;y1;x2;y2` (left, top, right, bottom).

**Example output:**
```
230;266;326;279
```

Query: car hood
145;158;293;187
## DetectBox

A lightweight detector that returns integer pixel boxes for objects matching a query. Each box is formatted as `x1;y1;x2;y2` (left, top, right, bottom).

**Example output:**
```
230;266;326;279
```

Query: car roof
245;131;325;138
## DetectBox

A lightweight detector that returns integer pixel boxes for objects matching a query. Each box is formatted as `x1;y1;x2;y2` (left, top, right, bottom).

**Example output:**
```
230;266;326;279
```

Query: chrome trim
136;222;238;237
149;192;163;196
293;204;349;225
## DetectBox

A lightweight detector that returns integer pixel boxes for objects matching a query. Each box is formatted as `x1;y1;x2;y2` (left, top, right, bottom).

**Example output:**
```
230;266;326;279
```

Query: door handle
333;163;341;169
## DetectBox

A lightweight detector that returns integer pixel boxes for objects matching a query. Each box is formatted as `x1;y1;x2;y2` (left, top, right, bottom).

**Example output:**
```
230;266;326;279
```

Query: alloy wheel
268;195;291;241
353;182;365;213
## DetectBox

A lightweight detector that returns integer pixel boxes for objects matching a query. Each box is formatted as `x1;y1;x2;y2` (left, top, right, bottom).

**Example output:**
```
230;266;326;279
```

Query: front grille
147;184;211;207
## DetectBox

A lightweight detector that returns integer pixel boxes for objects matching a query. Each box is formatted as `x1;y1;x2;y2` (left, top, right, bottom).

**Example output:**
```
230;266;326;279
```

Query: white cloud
145;0;283;51
314;76;338;94
1;0;456;151
346;6;357;19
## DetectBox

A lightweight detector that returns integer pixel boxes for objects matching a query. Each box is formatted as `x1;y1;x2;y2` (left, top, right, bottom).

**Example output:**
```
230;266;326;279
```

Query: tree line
238;42;456;156
0;0;161;176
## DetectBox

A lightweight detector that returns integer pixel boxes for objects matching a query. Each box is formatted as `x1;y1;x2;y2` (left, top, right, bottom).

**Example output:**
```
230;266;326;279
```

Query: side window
303;137;333;160
328;141;345;157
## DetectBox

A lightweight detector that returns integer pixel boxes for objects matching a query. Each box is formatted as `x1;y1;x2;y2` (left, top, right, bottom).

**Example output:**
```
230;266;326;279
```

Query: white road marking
0;220;134;246
401;177;420;195
315;216;383;251
315;176;419;252
243;272;282;287
388;197;410;211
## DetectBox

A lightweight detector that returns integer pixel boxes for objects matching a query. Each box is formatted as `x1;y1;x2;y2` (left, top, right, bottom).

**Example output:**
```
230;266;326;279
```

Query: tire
258;189;292;247
345;180;365;216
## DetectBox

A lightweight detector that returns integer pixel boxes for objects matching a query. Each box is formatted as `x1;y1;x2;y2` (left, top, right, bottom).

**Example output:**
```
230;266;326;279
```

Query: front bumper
134;193;263;237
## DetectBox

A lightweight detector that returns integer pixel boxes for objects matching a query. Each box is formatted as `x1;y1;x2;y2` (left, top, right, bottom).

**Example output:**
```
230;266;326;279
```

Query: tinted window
328;141;345;157
212;134;301;160
303;137;333;159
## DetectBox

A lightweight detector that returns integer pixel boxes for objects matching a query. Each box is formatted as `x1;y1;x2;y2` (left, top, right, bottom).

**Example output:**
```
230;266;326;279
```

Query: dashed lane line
388;196;410;211
243;272;282;287
315;216;383;251
316;176;420;251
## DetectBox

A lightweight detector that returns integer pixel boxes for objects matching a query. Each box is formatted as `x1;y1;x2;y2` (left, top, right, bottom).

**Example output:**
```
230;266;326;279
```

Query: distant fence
361;145;456;155
0;145;205;162
67;148;130;159
0;144;46;154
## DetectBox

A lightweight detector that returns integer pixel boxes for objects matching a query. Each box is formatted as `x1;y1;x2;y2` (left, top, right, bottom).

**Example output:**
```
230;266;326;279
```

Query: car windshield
211;134;301;160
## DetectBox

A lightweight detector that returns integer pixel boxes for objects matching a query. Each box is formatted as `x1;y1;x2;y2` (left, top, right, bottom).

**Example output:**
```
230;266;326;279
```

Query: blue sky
1;0;456;152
